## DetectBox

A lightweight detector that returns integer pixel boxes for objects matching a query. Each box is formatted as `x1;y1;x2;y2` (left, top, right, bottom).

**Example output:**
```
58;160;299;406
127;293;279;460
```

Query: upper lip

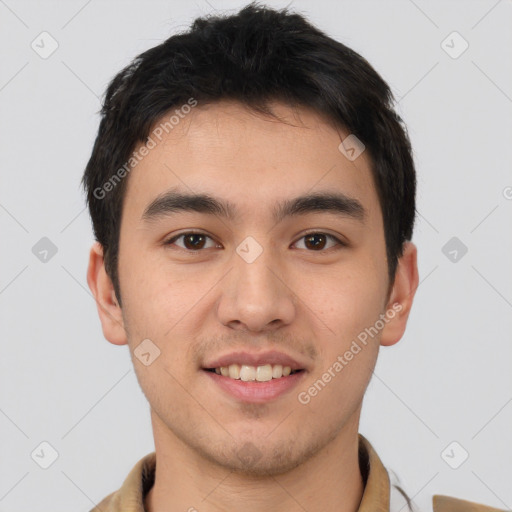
203;350;309;371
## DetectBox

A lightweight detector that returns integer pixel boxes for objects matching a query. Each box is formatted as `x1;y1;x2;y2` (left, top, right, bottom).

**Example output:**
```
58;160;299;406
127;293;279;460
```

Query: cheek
296;338;378;425
119;244;194;330
297;271;382;409
301;261;386;338
118;248;207;371
302;258;385;408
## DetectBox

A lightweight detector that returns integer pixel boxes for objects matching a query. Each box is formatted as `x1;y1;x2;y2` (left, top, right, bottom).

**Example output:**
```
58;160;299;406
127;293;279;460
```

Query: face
89;100;417;476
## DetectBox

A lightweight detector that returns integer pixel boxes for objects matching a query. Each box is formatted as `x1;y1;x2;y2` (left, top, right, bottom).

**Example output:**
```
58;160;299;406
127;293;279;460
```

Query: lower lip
202;369;306;403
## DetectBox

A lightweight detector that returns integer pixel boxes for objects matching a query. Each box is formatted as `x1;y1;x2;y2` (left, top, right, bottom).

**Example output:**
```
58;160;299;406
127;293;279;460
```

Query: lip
202;368;307;403
202;350;309;371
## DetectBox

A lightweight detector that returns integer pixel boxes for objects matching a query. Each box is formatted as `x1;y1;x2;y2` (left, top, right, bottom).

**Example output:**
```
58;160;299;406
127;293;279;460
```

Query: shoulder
88;491;117;512
89;490;120;512
433;494;508;512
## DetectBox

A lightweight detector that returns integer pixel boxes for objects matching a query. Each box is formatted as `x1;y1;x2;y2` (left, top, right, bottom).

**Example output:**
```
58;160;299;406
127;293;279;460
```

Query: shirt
90;434;505;512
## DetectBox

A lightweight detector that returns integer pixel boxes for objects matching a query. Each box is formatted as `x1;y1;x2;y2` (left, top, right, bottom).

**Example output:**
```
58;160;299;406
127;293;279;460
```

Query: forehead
122;100;381;226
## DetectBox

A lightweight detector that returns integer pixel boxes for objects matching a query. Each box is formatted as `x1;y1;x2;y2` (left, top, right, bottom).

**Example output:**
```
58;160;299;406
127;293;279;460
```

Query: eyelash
164;230;346;253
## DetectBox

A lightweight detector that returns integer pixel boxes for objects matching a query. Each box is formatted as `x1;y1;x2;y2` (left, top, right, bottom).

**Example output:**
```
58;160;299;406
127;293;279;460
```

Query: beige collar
91;434;505;512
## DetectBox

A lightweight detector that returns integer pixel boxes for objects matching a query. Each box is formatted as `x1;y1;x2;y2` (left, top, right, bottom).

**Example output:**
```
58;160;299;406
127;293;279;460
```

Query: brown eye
165;232;218;251
304;233;327;250
294;232;344;251
182;233;207;250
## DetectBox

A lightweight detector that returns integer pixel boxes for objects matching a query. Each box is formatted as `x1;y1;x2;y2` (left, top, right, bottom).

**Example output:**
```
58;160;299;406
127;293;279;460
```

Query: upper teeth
213;364;293;381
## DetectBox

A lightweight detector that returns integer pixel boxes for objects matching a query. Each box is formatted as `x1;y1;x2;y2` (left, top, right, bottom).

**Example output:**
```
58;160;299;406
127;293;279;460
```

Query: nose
216;245;297;333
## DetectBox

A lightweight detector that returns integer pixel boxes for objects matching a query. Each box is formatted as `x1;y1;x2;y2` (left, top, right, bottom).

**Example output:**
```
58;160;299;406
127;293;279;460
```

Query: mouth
203;364;305;381
201;364;307;403
201;350;310;402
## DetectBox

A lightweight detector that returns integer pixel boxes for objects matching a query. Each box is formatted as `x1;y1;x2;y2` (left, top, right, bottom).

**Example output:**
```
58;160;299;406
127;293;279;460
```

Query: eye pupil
184;234;206;250
305;234;326;250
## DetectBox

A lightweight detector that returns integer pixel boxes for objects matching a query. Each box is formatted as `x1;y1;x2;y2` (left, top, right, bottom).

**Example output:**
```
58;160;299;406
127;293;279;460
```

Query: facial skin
87;100;418;512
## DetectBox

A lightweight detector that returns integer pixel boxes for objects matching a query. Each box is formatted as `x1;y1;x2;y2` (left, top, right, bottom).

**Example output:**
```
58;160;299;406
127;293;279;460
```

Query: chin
200;436;322;477
223;453;305;477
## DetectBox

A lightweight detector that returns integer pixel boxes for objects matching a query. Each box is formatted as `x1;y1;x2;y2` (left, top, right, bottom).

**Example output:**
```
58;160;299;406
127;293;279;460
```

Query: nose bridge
236;240;277;294
217;235;296;331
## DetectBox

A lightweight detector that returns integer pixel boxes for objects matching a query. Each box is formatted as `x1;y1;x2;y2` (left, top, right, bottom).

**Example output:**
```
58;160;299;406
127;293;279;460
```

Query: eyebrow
141;188;366;224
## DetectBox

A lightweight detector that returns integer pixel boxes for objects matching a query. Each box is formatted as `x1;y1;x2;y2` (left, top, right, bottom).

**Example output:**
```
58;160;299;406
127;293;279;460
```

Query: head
84;2;418;476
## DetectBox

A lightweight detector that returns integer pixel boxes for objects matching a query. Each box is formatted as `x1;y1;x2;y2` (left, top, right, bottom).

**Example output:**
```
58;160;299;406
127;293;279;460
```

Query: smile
202;366;306;403
205;363;303;381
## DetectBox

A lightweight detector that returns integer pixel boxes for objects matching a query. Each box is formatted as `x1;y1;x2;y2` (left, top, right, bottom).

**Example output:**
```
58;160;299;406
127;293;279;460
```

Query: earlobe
380;242;419;347
86;242;128;346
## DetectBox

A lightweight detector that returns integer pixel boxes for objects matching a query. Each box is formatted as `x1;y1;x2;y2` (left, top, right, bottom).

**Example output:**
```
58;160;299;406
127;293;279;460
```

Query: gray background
1;0;511;511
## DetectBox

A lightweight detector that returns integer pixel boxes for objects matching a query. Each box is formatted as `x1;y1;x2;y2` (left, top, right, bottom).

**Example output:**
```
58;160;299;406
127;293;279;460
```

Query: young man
83;3;503;512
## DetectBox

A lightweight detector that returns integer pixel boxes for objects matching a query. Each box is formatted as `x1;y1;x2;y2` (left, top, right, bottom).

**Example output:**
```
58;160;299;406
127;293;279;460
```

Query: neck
144;412;365;512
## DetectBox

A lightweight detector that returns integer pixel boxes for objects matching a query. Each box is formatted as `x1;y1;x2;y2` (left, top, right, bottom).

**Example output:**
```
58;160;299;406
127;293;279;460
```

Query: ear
380;242;419;347
86;241;127;346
